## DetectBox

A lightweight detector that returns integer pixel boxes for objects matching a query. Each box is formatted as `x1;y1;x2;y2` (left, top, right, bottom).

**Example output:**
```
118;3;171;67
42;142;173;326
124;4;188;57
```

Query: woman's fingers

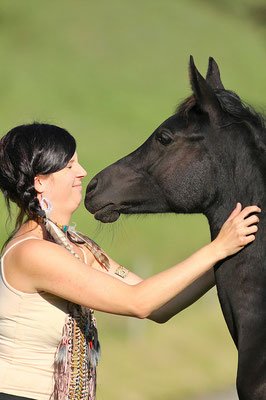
242;234;256;245
215;204;261;258
235;211;260;243
242;214;260;226
227;202;242;221
226;204;260;224
238;205;261;220
241;225;259;235
235;212;259;247
235;232;256;249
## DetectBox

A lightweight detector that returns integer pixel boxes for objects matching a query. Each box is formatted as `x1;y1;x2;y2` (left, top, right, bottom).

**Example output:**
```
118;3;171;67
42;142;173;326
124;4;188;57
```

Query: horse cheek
160;156;215;212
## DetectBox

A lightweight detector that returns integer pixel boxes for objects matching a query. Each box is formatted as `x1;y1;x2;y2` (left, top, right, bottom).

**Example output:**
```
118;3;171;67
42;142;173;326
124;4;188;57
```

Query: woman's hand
213;202;261;260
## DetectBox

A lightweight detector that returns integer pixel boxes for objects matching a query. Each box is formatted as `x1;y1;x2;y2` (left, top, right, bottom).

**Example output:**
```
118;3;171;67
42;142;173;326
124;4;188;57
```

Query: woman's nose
78;164;87;178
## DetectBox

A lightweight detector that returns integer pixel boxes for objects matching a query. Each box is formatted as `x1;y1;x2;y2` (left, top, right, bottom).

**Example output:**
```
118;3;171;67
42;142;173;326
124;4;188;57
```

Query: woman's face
36;152;87;219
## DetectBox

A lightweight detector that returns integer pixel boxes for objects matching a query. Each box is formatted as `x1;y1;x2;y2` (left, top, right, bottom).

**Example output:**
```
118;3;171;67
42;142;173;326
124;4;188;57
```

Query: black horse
85;57;266;399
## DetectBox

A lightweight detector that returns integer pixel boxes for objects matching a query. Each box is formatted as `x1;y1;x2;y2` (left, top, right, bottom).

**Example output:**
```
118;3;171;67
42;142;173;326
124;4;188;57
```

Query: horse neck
205;196;266;270
205;135;266;244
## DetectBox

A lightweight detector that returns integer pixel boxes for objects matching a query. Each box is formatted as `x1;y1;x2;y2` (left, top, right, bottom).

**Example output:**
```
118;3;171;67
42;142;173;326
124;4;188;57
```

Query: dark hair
0;122;76;247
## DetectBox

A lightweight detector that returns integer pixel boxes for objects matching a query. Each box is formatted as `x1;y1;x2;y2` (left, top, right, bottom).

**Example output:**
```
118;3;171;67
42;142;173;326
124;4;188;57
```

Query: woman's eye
156;132;173;146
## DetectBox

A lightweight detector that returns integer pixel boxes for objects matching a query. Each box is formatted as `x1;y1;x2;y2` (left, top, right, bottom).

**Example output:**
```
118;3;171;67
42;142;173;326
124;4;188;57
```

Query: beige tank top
0;237;87;400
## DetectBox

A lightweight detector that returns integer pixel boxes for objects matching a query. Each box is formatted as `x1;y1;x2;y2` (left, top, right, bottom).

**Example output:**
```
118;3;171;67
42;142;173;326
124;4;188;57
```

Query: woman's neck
49;210;71;226
14;219;44;239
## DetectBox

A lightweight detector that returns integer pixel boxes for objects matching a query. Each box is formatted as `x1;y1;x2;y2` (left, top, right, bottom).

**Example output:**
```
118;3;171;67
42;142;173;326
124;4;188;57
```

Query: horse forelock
176;95;196;117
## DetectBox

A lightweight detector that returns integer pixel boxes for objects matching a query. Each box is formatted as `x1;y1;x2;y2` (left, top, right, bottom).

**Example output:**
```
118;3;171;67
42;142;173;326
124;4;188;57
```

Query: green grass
0;1;265;398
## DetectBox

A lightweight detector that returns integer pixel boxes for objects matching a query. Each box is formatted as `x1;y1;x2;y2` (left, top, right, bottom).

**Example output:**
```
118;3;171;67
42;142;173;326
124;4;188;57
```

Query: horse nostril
86;178;98;194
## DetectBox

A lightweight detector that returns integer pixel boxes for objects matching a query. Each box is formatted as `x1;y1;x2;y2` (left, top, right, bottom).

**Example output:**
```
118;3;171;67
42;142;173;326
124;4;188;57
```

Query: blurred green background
0;1;265;399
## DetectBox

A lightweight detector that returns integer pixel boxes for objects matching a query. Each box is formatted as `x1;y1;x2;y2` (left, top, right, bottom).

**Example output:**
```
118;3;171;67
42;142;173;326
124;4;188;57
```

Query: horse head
85;56;265;229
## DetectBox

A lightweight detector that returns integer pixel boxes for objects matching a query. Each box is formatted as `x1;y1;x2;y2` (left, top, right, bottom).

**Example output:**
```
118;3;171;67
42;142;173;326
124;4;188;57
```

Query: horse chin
94;204;120;223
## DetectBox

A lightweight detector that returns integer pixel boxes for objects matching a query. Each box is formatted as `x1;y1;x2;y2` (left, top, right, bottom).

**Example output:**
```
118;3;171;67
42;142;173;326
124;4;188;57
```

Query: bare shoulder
5;238;83;290
3;238;60;293
11;237;81;271
7;238;89;298
7;237;65;262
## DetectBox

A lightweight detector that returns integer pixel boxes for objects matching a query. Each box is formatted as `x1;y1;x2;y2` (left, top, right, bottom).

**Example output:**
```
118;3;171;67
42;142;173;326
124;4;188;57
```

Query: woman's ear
34;175;44;194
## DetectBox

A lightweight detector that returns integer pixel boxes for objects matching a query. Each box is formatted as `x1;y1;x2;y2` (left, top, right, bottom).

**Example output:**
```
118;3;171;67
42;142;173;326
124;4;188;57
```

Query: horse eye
156;132;173;146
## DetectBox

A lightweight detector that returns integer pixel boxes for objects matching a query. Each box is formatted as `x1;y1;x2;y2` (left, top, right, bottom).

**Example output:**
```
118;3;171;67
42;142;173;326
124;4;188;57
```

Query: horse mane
177;90;265;127
176;89;266;155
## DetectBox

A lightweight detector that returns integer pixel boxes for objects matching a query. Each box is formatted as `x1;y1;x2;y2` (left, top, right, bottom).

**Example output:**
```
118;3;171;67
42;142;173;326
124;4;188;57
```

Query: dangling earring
40;195;53;219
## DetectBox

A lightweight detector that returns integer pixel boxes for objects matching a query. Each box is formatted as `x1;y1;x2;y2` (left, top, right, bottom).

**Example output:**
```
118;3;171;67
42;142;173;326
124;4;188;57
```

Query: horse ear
189;56;223;120
206;57;224;90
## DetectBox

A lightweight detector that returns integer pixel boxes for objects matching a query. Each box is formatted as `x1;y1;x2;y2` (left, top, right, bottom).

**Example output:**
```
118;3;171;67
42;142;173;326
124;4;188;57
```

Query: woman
0;123;260;400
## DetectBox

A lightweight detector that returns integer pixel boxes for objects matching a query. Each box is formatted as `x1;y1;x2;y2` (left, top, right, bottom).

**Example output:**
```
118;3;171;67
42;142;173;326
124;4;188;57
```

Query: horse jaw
89;203;120;223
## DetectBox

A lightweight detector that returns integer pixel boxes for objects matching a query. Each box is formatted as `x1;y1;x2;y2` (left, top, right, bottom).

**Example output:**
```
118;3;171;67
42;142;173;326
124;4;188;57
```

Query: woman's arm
141;270;215;324
8;204;259;319
87;245;215;323
87;204;258;322
148;269;215;323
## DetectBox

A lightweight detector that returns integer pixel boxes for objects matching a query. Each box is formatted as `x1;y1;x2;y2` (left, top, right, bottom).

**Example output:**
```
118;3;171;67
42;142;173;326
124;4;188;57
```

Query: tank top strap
1;237;42;259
